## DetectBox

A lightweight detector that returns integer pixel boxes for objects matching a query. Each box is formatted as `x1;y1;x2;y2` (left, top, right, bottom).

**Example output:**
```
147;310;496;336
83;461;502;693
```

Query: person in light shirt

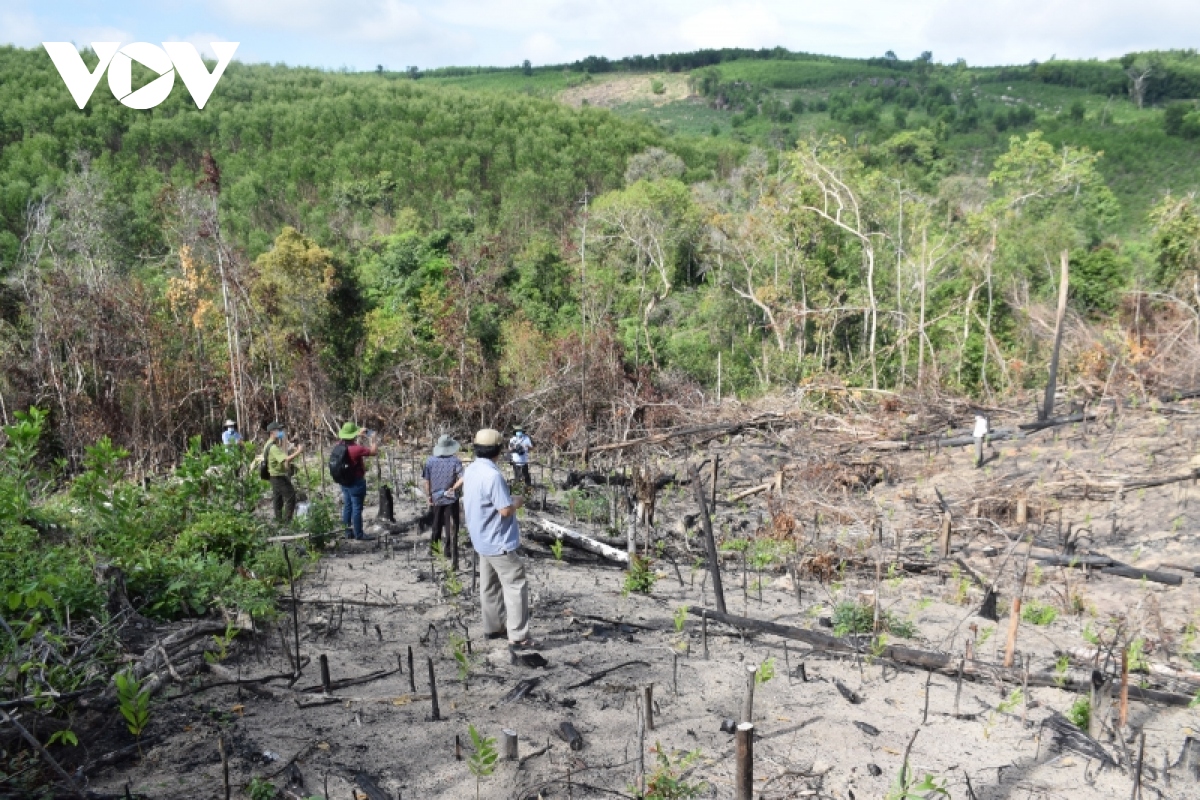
463;428;534;649
221;419;242;446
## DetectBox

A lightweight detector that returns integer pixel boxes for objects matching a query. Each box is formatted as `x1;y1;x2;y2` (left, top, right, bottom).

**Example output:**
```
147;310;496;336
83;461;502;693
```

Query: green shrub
1066;697;1090;730
1021;600;1058;626
623;555;657;595
832;601;917;639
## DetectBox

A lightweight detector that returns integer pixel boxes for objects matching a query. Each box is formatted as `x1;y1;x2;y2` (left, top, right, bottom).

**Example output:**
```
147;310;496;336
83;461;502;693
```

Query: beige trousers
479;550;530;642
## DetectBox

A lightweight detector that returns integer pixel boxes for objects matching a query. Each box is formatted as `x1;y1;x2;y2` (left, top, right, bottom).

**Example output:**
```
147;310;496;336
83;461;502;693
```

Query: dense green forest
2;43;1200;470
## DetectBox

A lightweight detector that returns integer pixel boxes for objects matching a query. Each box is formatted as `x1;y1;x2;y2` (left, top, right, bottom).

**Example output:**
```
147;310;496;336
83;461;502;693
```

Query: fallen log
1101;565;1183;586
1031;555;1115;567
1062;647;1200;688
527;516;629;565
1018;411;1092;432
730;482;774;502
687;607;1195;707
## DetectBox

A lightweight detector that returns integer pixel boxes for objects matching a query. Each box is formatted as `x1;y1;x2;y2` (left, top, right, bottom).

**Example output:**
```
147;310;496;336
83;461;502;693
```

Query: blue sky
4;1;1198;71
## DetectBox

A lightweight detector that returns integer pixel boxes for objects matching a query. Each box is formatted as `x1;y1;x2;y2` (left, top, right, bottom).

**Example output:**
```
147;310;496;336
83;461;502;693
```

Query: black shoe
485;629;508;640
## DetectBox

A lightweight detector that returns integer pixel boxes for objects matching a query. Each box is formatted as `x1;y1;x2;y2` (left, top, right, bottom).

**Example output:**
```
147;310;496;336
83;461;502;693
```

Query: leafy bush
832;600;917;638
623;555;658;595
1021;600;1058;626
1067;697;1090;730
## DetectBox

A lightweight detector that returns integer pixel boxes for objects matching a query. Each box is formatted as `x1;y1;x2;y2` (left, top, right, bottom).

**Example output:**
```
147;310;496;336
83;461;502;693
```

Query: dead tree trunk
1041;250;1070;422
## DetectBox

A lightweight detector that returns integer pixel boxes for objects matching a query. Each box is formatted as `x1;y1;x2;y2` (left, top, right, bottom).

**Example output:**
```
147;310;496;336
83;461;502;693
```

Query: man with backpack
263;422;303;524
423;434;465;554
508;426;533;488
330;422;378;540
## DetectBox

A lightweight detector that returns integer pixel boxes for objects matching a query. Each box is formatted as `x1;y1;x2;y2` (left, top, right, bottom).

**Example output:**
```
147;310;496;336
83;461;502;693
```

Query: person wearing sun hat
221;419;242;446
463;428;534;649
423;433;465;554
335;422;378;541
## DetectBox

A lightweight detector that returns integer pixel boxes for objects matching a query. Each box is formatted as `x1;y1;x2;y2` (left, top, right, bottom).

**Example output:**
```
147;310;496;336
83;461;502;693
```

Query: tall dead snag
1041;249;1070;421
691;464;727;614
795;141;882;389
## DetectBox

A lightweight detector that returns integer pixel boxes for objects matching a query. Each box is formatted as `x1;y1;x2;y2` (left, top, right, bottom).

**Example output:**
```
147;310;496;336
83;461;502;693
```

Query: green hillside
3;43;1200;468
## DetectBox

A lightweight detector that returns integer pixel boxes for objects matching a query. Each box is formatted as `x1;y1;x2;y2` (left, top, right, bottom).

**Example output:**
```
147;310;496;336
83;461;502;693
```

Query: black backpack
328;441;355;486
259;444;273;481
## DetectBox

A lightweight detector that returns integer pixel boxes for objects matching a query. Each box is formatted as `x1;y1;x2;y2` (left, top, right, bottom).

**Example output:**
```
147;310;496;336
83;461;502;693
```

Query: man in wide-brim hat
336;422;378;540
423;433;465;554
264;422;303;523
462;428;534;649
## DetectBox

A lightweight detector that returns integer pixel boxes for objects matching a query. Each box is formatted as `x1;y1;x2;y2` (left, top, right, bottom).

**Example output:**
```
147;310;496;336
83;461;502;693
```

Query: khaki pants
479;550;530;642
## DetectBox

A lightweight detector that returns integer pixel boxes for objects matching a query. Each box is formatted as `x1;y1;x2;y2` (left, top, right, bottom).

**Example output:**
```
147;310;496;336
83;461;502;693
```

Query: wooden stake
1090;674;1112;739
735;722;754;800
636;696;646;796
1016;496;1028;527
672;653;679;696
1003;597;1021;668
503;729;518;761
691;465;726;614
427;656;440;721
1120;648;1130;729
741;664;757;723
283;546;302;678
938;512;953;560
1132;730;1145;800
702;610;709;659
643;685;655;731
407;646;416;693
319;654;331;694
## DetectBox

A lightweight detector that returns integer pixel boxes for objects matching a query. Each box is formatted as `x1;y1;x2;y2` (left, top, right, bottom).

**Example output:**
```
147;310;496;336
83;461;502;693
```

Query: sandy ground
83;402;1200;799
559;74;692;109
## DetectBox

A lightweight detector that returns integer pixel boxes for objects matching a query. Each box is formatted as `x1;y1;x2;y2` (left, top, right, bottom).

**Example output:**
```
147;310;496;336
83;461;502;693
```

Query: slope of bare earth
82;396;1200;799
558;74;692;109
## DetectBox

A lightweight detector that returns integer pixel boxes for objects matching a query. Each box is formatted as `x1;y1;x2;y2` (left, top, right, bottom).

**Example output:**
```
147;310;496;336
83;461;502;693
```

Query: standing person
508;426;533;488
331;422;378;541
463;429;534;648
221;419;242;446
423;434;465;554
265;422;303;524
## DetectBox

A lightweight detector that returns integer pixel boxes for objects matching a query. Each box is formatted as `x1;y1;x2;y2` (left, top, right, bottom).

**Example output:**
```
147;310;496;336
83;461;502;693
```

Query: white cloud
678;3;781;50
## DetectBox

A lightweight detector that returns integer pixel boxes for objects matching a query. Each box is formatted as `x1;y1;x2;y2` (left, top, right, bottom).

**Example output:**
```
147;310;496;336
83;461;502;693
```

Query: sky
3;0;1199;71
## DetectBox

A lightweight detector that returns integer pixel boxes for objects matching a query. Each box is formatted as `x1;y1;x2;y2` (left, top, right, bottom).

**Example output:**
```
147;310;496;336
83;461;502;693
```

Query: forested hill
1;44;1200;467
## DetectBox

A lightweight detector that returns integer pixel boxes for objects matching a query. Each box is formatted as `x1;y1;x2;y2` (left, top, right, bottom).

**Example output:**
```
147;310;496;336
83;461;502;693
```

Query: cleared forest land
62;392;1200;799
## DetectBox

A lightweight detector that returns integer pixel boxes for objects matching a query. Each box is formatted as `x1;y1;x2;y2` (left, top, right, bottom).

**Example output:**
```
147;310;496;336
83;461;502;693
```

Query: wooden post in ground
939;512;953;559
1120;648;1130;729
502;729;518;761
1003;597;1022;668
407;646;416;693
319;654;331;694
741;664;757;723
643;685;655;731
427;656;440;720
1040;249;1070;421
735;722;754;800
1016;496;1028;528
691;465;726;614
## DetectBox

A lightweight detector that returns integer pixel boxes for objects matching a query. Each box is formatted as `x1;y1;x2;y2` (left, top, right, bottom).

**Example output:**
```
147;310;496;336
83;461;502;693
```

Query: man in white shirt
508;426;533;488
463;428;533;648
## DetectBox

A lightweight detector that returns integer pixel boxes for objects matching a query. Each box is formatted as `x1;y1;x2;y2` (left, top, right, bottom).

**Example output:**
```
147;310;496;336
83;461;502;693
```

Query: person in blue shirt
508;426;533;488
221;419;242;446
463;428;533;649
423;434;465;554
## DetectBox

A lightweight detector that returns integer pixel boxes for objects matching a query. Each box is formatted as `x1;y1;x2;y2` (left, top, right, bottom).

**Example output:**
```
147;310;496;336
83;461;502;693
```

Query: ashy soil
81;400;1200;799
